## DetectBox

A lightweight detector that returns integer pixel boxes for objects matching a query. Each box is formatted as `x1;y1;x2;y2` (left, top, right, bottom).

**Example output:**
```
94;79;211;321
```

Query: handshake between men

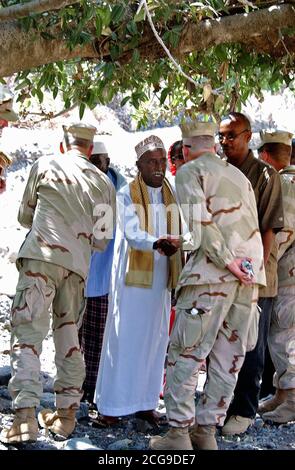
153;238;179;257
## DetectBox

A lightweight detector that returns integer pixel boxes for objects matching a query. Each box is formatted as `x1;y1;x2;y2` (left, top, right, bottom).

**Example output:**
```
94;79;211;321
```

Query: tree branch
1;4;295;77
0;0;81;21
27;103;77;122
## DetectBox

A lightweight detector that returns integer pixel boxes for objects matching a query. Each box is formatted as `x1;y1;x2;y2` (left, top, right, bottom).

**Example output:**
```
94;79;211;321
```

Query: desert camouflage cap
0;149;12;168
180;121;217;143
258;130;293;149
0;85;18;122
63;122;97;142
135;135;165;159
92;141;107;155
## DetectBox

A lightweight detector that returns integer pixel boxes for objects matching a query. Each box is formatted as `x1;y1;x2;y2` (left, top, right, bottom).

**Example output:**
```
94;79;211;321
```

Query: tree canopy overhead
1;0;295;126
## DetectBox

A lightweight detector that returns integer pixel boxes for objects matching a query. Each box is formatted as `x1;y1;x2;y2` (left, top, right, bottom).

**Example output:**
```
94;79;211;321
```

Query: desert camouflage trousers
269;285;295;389
8;258;86;410
164;281;259;427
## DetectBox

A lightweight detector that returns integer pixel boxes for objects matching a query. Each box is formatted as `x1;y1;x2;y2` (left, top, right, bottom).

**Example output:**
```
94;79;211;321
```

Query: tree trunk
1;4;295;77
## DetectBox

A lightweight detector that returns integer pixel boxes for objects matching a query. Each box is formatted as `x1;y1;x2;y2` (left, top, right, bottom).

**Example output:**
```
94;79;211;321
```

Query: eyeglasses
218;129;249;142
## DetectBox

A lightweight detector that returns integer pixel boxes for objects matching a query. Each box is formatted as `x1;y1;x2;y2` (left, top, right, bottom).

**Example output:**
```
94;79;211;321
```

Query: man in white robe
95;135;182;423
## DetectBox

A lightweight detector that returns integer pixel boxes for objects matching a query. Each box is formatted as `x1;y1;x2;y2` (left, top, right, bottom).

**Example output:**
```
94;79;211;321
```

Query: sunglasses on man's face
218;129;249;143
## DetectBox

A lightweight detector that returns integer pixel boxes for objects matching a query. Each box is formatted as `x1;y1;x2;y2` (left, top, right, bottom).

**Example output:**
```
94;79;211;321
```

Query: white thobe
94;183;170;416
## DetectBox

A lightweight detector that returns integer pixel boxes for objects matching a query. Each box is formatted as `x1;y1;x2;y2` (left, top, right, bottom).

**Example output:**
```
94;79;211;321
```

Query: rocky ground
1;295;295;453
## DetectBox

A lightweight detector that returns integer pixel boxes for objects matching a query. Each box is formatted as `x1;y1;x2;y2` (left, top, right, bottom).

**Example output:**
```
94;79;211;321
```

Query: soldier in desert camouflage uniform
150;121;265;451
219;113;284;436
257;130;295;423
0;123;116;445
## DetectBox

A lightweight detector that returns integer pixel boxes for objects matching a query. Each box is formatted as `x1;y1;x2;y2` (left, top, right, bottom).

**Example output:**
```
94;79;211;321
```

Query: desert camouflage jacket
175;152;266;290
17;149;116;280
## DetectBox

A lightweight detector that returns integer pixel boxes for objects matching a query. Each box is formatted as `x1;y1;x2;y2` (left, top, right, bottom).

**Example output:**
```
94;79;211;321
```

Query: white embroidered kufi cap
135;135;165;159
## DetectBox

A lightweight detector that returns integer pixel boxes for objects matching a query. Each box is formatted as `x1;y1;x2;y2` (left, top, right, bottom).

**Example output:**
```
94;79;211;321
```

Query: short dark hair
259;141;291;157
222;112;251;130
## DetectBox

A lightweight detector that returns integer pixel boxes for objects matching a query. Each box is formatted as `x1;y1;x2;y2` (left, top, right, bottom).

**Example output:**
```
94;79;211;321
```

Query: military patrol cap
63;122;97;141
0;149;12;168
92;141;108;155
180;121;217;145
0;85;18;122
258;130;293;149
135;135;165;159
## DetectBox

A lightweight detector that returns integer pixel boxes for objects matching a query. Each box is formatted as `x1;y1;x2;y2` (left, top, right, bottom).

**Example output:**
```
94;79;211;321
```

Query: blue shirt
85;170;117;297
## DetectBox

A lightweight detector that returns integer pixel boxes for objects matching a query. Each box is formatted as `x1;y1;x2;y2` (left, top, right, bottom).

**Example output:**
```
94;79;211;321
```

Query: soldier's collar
279;165;295;175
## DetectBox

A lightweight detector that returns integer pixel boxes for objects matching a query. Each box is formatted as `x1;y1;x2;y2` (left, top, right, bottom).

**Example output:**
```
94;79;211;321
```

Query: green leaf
98;6;111;27
131;49;140;65
160;87;171;104
83;4;95;23
14;80;30;91
110;45;120;61
151;66;161;84
21;16;33;33
120;96;130;106
126;21;137;36
80;31;93;44
53;87;59;99
95;13;103;37
103;62;115;80
36;88;44;103
169;30;180;49
79;102;86;119
134;7;146;23
111;4;125;25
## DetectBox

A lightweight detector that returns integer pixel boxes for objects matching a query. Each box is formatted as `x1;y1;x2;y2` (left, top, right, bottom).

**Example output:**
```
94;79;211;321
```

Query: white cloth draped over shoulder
94;183;171;416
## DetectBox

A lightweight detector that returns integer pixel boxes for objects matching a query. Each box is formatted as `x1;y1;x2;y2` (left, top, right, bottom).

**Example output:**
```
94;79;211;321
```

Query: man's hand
153;239;179;257
163;235;182;249
226;258;255;285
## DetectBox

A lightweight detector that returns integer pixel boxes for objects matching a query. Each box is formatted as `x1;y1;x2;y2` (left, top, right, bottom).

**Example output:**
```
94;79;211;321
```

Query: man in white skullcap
80;140;126;405
256;130;295;424
0;85;18;194
1;123;116;445
150;120;265;450
94;134;183;426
